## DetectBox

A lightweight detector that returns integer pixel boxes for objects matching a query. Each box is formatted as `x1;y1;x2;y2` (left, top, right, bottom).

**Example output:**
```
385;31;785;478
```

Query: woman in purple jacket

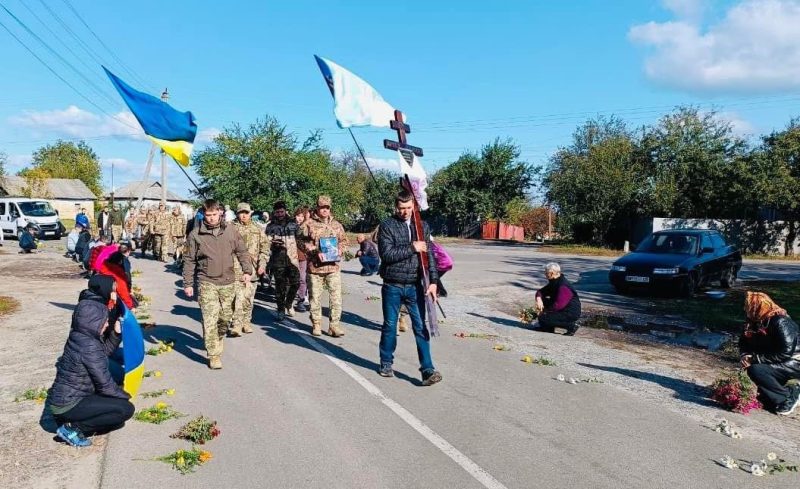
535;262;582;336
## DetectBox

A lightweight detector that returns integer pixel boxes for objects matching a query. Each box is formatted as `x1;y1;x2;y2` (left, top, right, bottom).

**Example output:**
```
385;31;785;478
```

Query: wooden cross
383;110;423;158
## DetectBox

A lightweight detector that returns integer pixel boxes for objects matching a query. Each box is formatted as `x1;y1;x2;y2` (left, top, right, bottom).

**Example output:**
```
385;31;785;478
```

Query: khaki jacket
233;220;269;281
300;215;348;275
152;211;171;235
183;221;253;287
169;214;187;238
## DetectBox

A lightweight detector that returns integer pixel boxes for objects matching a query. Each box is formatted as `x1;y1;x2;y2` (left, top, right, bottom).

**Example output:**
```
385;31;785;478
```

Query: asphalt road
99;247;798;489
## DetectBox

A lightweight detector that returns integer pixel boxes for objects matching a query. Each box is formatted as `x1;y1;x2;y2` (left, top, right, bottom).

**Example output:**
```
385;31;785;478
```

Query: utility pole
110;159;115;205
160;88;169;205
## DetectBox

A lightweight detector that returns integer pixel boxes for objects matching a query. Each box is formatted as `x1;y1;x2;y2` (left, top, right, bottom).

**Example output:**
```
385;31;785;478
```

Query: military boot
311;321;322;337
208;356;222;369
242;324;254;334
328;323;345;338
398;314;409;333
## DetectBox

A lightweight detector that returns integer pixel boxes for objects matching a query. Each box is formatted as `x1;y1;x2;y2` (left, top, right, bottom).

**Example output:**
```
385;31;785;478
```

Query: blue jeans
379;283;434;372
359;256;380;275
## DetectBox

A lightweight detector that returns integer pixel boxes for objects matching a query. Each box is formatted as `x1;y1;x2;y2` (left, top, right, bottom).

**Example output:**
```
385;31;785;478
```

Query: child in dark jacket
49;276;134;447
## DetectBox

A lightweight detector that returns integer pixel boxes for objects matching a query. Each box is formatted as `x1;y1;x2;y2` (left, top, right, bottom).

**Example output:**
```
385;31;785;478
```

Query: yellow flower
165;345;173;352
176;456;185;466
199;450;212;463
156;402;168;410
521;355;533;363
166;389;175;396
154;371;162;378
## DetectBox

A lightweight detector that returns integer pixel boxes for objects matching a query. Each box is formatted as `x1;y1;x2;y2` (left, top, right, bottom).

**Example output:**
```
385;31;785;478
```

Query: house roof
0;175;96;199
107;180;189;202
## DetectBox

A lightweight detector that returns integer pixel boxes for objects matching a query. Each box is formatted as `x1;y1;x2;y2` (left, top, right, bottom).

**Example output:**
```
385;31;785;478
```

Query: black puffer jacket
377;215;438;286
740;315;800;365
49;277;129;409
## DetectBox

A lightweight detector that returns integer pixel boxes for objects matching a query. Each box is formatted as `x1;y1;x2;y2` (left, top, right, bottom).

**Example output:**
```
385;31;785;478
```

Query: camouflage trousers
153;234;168;261
170;236;185;258
308;271;342;325
273;265;300;312
232;279;257;333
198;281;236;357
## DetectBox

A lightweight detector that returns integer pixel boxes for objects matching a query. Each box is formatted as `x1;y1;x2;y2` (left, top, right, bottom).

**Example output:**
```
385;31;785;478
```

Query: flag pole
346;128;379;186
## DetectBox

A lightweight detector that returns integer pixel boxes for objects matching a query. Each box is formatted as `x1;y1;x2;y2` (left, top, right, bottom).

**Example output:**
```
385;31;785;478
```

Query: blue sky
2;0;800;198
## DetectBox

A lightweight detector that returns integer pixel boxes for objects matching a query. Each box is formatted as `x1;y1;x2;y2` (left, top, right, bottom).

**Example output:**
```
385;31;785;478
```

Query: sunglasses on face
318;205;330;210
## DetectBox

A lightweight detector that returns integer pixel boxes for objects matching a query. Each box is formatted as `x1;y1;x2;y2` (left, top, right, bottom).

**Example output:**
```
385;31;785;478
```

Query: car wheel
720;265;737;289
681;272;698;298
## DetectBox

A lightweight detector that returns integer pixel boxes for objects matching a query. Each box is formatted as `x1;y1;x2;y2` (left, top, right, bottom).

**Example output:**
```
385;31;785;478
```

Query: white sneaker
286;307;295;318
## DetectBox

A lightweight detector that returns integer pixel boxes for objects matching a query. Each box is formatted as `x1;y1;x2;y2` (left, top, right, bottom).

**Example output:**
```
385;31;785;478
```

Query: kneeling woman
534;262;582;336
740;291;800;415
49;276;134;447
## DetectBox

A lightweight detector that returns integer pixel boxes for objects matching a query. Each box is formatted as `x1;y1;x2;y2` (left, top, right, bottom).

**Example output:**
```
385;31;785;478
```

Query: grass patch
14;387;48;403
650;280;800;333
540;244;625;257
0;296;20;317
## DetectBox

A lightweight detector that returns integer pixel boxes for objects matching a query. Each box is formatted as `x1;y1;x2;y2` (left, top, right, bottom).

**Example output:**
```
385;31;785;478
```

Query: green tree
760;119;800;255
192;116;360;227
428;139;536;233
544;117;641;244
20;140;103;197
639;107;749;218
0;151;7;177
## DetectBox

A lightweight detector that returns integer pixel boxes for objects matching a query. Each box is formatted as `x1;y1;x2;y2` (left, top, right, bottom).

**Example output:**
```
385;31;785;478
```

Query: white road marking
281;323;509;489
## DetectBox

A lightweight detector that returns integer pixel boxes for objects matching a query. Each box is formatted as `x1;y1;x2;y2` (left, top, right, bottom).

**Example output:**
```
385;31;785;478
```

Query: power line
0;1;120;108
0;9;140;133
60;0;156;92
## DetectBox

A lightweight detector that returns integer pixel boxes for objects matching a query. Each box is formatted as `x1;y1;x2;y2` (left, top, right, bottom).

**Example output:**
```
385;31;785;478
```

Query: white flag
315;55;396;128
397;150;429;211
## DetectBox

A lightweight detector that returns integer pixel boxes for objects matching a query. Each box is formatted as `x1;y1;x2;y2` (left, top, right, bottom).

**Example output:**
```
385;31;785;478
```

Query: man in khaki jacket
183;199;253;369
231;203;269;336
300;195;348;337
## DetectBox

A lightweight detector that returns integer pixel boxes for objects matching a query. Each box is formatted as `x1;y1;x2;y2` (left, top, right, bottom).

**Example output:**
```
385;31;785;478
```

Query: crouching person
48;276;134;447
534;262;581;336
740;292;800;415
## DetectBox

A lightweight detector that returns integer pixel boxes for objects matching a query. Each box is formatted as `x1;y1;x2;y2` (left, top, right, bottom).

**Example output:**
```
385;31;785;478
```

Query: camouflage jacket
265;219;299;270
300;215;348;275
169;214;187;238
233;220;269;280
152;211;170;235
136;214;151;234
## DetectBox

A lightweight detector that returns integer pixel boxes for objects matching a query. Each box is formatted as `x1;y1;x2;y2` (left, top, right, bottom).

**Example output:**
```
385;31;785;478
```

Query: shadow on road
48;302;75;311
143;324;207;366
578;363;713;407
251;307;422;386
467;311;529;330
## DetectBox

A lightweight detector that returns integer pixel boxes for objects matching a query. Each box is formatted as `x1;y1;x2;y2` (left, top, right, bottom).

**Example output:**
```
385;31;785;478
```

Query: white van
0;198;64;239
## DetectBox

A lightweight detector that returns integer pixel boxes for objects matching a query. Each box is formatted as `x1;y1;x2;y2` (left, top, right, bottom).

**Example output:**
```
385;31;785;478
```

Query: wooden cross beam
383;110;423;157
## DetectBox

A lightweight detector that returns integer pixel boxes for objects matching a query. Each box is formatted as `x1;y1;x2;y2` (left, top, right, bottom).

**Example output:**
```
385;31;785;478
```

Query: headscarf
744;291;787;329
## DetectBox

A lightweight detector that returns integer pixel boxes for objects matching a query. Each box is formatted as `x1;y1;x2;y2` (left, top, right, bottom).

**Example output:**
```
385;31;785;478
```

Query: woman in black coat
740;291;800;415
49;276;134;447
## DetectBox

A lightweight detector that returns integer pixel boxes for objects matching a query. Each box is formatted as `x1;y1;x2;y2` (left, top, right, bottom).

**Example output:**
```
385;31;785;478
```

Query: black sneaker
777;385;800;416
294;303;308;313
421;369;442;386
378;363;394;377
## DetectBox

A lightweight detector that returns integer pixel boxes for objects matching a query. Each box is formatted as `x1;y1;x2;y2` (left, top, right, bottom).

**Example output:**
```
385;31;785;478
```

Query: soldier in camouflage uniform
231;202;269;336
183;199;253;369
300;195;348;337
136;208;152;258
152;203;171;262
266;201;301;321
168;207;187;263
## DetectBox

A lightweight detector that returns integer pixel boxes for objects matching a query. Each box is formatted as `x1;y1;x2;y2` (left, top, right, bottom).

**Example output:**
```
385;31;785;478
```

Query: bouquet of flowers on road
710;369;762;414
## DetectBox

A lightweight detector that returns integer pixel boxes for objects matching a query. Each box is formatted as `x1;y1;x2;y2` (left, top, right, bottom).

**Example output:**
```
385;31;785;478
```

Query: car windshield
18;201;57;217
636;234;698;254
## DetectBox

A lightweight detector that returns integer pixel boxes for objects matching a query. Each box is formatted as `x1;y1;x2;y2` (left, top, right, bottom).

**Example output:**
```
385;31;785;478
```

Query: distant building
105;180;194;217
0;176;96;218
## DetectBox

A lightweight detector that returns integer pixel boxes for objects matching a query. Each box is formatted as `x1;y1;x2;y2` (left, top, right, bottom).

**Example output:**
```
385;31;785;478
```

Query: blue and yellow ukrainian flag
119;304;145;397
103;67;197;166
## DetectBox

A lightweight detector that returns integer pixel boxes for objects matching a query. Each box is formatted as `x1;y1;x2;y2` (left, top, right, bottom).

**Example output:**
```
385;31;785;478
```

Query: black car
609;229;742;296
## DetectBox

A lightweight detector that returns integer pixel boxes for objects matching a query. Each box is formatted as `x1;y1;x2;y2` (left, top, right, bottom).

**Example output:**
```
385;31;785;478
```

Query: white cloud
9;105;145;141
5;154;31;173
662;0;708;22
196;127;221;144
710;111;756;136
629;0;800;92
